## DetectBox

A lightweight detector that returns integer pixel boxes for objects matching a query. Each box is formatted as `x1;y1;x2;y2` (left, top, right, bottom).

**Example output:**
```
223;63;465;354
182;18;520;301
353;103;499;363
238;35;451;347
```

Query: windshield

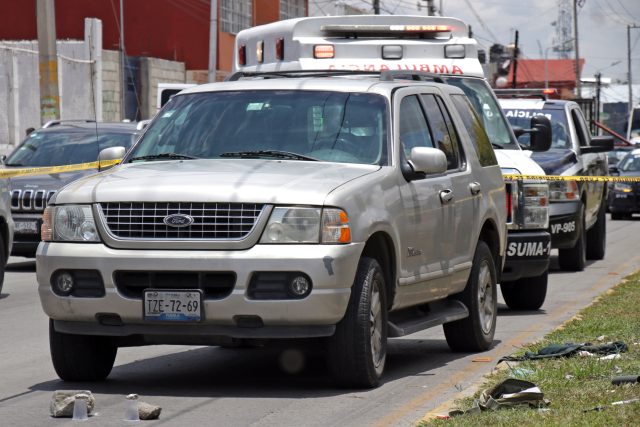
440;77;514;147
619;154;640;172
6;130;136;167
503;109;570;149
129;90;389;165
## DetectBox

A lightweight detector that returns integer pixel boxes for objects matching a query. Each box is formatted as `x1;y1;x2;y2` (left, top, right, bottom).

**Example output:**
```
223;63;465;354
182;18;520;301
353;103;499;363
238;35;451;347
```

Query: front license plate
15;220;39;234
144;290;202;322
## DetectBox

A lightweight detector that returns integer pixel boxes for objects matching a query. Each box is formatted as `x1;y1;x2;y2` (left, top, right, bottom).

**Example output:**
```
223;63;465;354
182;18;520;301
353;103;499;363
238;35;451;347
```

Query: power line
461;0;499;43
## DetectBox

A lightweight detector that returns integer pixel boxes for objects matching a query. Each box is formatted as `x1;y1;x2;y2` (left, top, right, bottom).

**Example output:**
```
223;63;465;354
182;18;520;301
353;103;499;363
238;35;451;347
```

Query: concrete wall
140;57;185;119
101;49;121;122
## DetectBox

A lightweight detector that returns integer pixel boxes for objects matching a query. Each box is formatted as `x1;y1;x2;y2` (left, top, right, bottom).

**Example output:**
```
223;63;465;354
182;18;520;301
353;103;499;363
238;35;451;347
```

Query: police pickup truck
500;96;613;271
234;15;553;310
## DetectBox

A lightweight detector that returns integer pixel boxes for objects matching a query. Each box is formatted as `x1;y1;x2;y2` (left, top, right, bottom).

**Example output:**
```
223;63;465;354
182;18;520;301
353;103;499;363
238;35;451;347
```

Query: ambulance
233;15;553;310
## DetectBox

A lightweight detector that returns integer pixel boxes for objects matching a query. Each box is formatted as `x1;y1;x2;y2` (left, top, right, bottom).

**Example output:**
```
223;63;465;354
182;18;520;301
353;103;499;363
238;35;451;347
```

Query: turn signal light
238;44;247;66
276;37;284;60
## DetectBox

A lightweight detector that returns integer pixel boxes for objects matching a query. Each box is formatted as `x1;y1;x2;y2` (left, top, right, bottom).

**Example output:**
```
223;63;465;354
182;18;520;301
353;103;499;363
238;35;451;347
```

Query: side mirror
609;165;620;175
98;146;126;171
0;154;6;164
581;135;614;154
527;115;552;152
136;119;151;131
408;147;448;175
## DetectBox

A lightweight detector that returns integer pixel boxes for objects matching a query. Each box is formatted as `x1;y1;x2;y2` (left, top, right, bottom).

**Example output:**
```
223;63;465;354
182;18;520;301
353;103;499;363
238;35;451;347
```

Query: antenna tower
552;0;574;58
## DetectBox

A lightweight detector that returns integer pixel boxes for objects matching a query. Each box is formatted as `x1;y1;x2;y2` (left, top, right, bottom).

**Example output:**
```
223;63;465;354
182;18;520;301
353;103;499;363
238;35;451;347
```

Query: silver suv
38;71;506;387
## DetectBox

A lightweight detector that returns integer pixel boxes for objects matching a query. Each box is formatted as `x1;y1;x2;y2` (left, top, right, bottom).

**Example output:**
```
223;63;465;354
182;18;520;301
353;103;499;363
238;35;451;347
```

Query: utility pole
511;30;519;89
373;0;380;14
208;0;218;83
595;72;601;124
426;0;436;16
628;24;640;113
573;0;582;98
119;0;126;120
36;0;60;124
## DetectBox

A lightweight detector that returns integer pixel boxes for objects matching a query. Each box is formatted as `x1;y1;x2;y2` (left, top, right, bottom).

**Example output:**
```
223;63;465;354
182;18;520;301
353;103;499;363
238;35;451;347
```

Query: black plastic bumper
11;239;39;258
549;200;581;250
608;191;640;214
502;230;551;282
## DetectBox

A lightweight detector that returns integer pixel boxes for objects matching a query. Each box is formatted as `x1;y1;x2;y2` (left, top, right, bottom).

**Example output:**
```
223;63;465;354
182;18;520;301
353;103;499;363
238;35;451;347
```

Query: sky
312;0;640;84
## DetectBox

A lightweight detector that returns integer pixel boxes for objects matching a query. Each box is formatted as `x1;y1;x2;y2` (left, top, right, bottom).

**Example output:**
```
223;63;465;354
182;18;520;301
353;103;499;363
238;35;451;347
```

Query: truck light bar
320;24;452;33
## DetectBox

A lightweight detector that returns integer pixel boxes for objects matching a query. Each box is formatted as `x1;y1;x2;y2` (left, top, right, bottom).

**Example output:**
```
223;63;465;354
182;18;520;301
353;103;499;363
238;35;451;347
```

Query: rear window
5;131;136;167
132;90;389;165
451;94;497;167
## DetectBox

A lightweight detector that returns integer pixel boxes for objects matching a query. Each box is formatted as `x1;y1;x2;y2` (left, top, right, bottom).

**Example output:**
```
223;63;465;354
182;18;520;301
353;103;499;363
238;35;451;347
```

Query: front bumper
37;242;364;339
502;230;551;282
11;214;42;257
548;200;581;249
608;191;640;214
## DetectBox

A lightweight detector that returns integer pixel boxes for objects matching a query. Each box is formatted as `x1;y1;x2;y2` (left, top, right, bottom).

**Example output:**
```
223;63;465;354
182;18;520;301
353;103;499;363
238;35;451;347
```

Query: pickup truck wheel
0;234;5;295
500;271;548;310
558;204;586;271
586;200;606;260
443;241;497;352
327;257;387;388
49;319;117;381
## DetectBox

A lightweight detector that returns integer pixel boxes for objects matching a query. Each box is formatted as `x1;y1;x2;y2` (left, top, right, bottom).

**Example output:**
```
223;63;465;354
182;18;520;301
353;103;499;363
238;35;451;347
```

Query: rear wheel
500;271;548;310
49;320;117;381
443;241;497;352
327;257;387;388
586;199;606;260
559;204;586;271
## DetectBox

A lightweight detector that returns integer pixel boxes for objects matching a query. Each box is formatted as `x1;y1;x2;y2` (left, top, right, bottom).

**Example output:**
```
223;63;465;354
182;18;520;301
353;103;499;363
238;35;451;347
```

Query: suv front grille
11;189;56;212
100;202;264;240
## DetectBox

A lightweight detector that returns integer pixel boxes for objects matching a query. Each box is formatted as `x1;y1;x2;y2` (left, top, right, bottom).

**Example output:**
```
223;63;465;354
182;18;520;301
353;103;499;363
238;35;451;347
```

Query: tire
558;203;586;271
586;200;606;260
500;271;548;311
49;319;117;381
0;235;5;295
327;257;387;388
443;241;497;352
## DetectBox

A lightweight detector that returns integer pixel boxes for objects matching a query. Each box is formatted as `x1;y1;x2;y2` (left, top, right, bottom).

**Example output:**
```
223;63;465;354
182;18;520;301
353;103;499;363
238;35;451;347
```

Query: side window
421;94;461;170
399;95;434;157
571;109;590;147
451;94;498;167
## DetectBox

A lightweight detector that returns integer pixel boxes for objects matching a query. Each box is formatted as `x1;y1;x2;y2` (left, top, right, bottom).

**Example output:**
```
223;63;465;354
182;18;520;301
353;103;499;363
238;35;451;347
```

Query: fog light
289;275;311;297
55;271;74;295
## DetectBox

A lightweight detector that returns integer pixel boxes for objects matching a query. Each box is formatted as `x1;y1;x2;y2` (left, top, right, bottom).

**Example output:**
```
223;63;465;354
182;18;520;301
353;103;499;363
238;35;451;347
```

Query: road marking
372;255;640;427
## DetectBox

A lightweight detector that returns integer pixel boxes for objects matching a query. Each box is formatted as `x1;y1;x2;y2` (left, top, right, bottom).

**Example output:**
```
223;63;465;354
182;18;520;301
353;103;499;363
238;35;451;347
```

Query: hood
495;149;546;175
8;169;96;192
530;149;577;176
54;159;380;206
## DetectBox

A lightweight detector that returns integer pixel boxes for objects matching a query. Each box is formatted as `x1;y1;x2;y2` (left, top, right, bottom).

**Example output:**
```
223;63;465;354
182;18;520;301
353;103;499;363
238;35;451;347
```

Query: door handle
469;181;482;195
439;189;454;204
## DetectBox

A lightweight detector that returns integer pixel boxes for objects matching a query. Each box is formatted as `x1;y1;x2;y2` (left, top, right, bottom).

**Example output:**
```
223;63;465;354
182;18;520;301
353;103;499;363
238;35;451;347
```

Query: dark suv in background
2;120;138;257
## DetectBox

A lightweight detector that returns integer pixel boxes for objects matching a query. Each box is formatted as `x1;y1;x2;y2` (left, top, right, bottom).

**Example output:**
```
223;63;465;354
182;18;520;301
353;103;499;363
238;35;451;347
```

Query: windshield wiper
128;152;199;162
219;150;318;161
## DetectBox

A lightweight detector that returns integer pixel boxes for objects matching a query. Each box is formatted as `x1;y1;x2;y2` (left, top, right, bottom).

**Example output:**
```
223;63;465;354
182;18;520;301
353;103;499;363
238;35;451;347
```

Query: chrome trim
33;190;46;210
10;189;56;212
22;190;33;210
10;189;21;210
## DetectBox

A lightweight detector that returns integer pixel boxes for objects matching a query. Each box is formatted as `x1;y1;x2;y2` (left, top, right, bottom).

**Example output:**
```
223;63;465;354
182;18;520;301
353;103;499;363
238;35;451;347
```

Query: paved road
1;216;639;426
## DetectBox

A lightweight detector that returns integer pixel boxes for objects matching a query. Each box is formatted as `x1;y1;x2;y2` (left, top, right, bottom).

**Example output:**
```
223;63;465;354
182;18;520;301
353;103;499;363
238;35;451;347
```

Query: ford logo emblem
163;213;194;228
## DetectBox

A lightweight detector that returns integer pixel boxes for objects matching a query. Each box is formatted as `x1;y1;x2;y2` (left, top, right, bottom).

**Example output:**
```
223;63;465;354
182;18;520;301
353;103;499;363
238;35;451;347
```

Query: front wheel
49;320;117;381
500;271;548;311
327;257;387;388
559;204;586;271
586;199;606;260
443;241;497;352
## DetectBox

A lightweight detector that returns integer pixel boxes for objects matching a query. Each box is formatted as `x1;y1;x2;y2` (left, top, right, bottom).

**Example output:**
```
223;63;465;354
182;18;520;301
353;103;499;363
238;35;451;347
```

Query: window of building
280;0;305;20
221;0;252;34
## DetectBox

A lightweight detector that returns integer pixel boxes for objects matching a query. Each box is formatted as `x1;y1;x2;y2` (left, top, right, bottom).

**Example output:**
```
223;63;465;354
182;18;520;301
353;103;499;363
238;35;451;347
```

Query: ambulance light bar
320;24;452;34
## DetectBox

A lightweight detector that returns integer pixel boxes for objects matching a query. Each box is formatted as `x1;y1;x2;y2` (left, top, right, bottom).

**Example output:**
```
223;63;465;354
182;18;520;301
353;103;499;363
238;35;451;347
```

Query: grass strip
420;271;640;427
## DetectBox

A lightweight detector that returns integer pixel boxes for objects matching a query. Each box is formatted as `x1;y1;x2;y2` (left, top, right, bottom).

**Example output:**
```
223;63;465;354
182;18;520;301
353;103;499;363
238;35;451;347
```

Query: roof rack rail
42;119;97;128
225;69;381;81
493;88;558;100
379;70;445;83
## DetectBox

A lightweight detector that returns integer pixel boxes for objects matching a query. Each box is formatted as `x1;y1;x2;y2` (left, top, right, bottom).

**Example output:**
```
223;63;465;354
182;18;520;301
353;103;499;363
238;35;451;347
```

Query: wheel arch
478;219;501;282
361;231;396;309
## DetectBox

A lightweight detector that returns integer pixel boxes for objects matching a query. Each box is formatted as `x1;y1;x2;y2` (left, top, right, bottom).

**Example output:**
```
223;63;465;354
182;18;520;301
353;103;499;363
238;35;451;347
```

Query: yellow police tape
0;159;121;178
503;174;640;183
0;160;639;182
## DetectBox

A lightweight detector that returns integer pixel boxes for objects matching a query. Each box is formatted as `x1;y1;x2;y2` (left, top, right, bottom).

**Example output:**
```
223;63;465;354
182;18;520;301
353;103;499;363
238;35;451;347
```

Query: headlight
42;205;101;242
260;207;351;244
522;182;549;229
549;180;579;201
613;183;633;193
